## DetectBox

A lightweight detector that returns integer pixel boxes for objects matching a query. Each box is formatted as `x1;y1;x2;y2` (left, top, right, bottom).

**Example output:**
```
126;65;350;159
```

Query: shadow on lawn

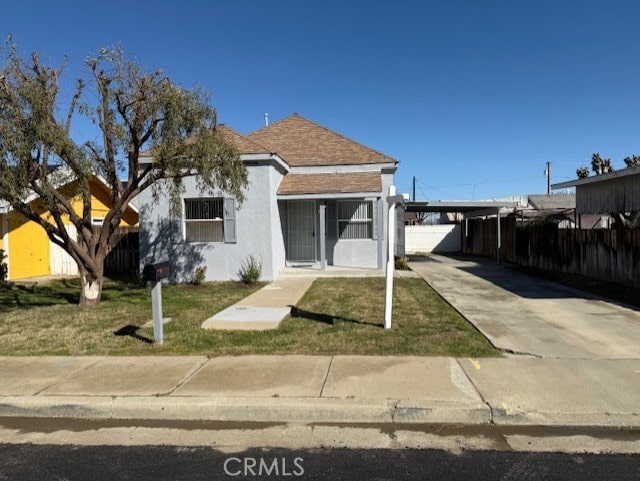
0;278;145;313
0;283;79;312
289;306;380;328
113;325;153;344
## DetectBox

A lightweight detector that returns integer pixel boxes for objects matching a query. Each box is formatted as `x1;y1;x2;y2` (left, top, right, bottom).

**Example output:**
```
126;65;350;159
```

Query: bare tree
0;42;247;306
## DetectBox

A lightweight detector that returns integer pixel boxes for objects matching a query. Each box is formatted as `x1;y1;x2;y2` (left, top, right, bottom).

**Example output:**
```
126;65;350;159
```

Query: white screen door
287;200;316;262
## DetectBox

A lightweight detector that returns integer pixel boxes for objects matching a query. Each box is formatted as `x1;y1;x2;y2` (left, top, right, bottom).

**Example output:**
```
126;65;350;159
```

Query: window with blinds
184;198;224;242
337;200;372;239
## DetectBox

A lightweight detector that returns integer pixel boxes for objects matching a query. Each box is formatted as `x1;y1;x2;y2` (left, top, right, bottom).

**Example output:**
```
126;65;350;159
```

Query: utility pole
545;161;551;195
412;176;416;201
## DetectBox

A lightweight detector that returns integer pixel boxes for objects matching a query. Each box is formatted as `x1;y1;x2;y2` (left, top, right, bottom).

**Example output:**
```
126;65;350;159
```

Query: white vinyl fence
405;224;461;254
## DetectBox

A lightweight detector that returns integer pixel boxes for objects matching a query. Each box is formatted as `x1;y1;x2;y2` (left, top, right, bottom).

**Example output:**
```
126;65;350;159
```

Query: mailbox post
142;262;171;344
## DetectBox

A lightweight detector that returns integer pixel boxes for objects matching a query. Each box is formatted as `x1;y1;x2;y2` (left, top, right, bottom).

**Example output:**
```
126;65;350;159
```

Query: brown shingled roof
277;172;382;195
139;125;271;158
217;125;271;155
248;113;397;167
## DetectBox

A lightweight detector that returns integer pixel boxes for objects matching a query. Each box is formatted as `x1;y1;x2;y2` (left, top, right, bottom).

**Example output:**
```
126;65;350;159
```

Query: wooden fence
463;216;640;288
103;226;139;276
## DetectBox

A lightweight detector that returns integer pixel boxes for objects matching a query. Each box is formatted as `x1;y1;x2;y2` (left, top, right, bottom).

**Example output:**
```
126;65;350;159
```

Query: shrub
191;265;207;285
238;255;262;284
395;256;410;270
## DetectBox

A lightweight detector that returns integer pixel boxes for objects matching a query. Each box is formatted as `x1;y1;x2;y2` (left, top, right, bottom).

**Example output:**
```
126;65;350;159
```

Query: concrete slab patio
410;254;640;359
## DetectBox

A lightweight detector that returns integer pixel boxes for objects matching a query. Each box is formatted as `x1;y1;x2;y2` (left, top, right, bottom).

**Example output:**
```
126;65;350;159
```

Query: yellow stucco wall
89;180;138;227
8;204;50;280
0;214;5;251
6;179;139;280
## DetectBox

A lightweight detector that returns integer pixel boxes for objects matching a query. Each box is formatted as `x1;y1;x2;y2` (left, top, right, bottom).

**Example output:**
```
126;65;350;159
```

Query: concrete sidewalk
1;355;639;427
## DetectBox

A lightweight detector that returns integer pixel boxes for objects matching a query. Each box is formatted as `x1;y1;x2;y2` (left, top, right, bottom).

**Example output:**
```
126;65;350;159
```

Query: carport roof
404;200;518;214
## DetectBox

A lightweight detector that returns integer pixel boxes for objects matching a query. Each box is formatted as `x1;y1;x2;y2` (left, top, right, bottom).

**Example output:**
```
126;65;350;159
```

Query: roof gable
247;113;397;167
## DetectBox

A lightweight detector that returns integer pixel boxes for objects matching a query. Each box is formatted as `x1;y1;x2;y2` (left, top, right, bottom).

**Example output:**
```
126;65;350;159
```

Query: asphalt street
1;443;639;481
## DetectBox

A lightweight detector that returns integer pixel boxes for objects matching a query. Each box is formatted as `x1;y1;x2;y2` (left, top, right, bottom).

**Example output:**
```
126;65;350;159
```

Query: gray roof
552;164;640;189
527;194;575;210
405;200;518;213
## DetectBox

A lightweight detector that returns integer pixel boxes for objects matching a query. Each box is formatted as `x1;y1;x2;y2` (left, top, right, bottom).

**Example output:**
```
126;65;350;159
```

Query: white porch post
496;207;501;264
319;203;326;270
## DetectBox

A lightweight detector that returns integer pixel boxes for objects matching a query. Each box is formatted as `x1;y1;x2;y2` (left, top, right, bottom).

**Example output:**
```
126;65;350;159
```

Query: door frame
286;200;317;264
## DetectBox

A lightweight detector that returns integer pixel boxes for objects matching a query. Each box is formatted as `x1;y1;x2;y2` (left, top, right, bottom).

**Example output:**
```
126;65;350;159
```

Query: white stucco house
138;113;398;282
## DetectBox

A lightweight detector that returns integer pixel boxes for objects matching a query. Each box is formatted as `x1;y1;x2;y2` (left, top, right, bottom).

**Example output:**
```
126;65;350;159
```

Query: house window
338;200;372;239
184;198;224;242
91;217;104;226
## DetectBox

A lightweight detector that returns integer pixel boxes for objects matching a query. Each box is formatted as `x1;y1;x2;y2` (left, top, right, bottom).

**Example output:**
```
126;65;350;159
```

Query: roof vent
264;113;269;126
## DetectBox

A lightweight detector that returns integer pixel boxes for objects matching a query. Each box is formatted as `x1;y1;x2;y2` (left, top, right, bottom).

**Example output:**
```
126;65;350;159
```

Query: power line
414;179;458;199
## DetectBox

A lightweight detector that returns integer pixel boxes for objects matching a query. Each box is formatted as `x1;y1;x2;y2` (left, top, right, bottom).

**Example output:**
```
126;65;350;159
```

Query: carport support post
151;281;164;344
496;208;501;264
384;186;397;329
319;203;326;270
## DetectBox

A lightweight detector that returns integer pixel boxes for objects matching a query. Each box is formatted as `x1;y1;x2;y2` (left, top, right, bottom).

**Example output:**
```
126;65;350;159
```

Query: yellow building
0;177;138;281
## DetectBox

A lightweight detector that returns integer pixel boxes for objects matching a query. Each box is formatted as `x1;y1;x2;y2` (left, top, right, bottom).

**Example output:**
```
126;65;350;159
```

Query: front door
287;200;316;263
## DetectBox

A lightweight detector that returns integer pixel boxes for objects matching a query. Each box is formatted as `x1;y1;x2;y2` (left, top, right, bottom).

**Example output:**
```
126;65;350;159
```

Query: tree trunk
79;272;103;307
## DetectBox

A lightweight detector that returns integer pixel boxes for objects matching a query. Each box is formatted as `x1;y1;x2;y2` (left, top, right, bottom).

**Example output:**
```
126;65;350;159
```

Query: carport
404;201;518;263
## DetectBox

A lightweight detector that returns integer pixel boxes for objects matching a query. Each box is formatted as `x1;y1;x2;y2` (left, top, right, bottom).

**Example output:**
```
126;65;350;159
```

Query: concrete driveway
409;255;640;359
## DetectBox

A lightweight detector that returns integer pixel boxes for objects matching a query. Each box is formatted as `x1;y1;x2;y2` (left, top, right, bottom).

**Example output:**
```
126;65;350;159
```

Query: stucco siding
139;165;281;282
0;214;5;251
89;180;138;226
269;170;287;275
7;211;50;279
333;239;379;268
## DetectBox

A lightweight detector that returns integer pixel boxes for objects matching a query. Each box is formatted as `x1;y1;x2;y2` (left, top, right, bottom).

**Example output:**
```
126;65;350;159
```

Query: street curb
0;396;491;425
1;397;638;428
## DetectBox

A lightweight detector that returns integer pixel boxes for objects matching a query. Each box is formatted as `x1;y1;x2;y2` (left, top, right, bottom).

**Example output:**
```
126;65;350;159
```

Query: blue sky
4;1;640;200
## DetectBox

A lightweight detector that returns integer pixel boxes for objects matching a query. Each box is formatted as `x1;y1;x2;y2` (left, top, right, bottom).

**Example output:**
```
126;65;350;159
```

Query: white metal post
496;208;501;264
319;203;326;270
384;186;396;329
151;281;164;344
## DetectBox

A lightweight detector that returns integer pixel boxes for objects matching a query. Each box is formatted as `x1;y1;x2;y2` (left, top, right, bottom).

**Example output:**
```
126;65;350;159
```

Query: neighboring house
516;193;577;228
552;165;640;227
0;176;139;281
138;113;398;282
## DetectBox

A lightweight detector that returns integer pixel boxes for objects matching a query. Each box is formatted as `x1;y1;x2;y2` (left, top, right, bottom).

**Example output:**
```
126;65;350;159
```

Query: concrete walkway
201;277;316;330
410;255;640;359
201;267;418;330
0;355;639;427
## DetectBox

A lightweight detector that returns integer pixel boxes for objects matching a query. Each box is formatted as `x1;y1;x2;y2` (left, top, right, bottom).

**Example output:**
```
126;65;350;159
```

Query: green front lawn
0;276;499;357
